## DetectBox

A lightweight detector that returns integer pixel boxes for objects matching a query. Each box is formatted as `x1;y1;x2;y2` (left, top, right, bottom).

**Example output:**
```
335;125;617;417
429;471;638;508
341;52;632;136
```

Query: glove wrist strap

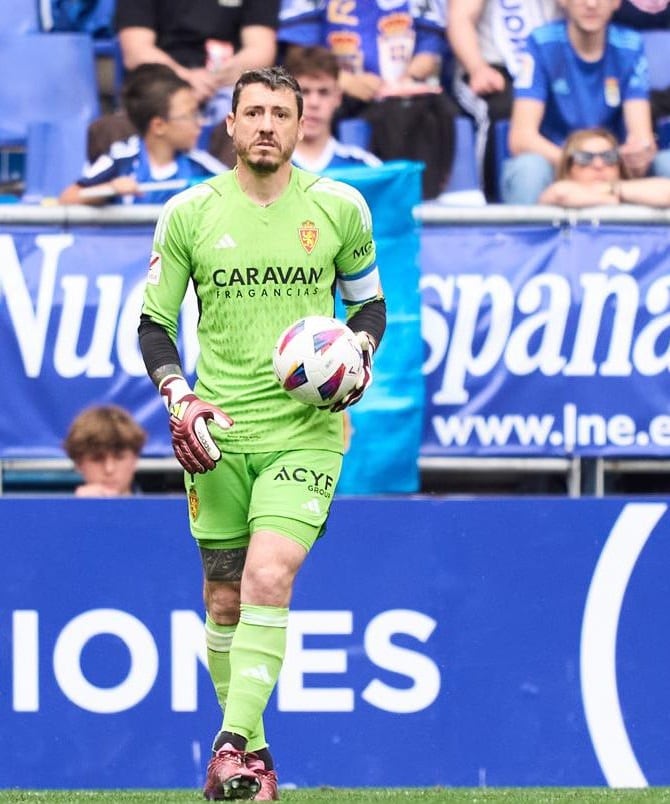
159;375;193;409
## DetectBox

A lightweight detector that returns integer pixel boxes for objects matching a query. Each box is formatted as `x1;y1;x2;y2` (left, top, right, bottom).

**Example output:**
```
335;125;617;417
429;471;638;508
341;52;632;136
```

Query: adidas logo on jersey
240;663;272;684
215;233;237;248
301;499;321;515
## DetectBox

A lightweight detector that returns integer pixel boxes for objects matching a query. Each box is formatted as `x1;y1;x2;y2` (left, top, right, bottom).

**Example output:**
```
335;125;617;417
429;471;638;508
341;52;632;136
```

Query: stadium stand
0;32;100;200
337;118;372;150
493;118;511;200
337;114;480;198
440;116;480;196
24;120;90;200
641;29;670;88
641;29;670;147
1;0;40;34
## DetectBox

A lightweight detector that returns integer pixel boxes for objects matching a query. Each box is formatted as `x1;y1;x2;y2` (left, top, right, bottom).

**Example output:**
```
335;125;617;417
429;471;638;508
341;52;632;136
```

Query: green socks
205;606;288;752
205;614;235;709
222;603;288;742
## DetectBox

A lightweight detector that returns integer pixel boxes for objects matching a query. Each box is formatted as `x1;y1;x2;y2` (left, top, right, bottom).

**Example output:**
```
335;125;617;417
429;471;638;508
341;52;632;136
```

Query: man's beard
246;155;281;175
236;139;295;174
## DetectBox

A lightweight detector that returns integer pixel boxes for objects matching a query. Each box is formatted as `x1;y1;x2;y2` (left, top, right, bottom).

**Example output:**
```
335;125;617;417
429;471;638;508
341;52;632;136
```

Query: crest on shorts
188;484;200;521
299;220;319;254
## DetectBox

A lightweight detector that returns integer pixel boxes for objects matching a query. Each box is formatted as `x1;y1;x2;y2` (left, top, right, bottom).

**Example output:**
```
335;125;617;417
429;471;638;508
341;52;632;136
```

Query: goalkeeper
138;66;386;801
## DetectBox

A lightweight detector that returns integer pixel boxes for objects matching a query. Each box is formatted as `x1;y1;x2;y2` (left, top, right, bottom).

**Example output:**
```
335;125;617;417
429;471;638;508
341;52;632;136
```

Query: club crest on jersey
299;220;319;254
188;484;200;521
604;77;620;107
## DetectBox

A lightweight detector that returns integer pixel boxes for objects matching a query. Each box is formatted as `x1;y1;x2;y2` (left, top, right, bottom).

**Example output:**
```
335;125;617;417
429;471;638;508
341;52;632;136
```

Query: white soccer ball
272;315;363;407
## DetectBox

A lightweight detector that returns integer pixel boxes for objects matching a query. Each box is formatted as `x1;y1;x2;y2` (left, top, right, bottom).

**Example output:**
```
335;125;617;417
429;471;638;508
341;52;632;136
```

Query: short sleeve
114;0;157;32
514;34;548;100
278;0;324;45
243;0;281;29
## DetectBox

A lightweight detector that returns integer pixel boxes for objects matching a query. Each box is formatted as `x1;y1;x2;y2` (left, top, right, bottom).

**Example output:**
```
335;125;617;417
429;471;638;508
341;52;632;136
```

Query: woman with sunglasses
540;127;670;207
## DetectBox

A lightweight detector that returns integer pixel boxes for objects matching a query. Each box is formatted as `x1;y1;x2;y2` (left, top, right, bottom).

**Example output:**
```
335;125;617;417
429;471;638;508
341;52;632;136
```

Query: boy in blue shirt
284;46;382;172
501;0;670;203
59;64;226;205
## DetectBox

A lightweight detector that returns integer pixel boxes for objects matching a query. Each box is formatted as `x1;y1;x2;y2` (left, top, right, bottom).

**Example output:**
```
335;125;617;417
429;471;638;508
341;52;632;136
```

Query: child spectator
285;46;382;171
59;64;227;205
63;404;147;497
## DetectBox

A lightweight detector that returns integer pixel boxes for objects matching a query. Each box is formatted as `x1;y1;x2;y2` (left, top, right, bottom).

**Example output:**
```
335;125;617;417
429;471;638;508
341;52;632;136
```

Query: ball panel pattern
272;316;363;407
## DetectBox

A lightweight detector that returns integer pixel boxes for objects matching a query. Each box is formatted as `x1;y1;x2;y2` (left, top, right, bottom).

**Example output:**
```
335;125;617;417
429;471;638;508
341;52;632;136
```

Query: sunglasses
569;148;619;166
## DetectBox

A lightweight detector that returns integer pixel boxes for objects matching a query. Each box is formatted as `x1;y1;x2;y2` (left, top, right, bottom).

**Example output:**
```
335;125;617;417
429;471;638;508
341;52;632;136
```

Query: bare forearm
509;130;562;166
213;30;276;86
448;19;484;75
119;34;181;72
618;177;670;207
59;183;103;206
539;180;618;208
407;52;440;81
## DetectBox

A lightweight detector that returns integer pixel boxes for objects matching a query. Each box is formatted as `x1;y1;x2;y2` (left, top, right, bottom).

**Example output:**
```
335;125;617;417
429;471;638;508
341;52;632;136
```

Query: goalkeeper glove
159;375;233;474
331;331;375;412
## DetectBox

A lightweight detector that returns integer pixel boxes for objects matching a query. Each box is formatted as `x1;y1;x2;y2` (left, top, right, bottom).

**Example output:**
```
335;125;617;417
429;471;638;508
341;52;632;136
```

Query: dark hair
63;405;147;461
231;66;303;118
283;46;340;82
121;63;192;136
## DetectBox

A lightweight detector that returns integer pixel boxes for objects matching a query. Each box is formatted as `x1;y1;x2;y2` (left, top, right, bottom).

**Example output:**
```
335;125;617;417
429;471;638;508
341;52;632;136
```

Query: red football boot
245;754;279;800
203;743;261;800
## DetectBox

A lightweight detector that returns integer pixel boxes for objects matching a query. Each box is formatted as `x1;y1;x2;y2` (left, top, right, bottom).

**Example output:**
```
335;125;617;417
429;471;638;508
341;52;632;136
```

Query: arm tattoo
151;363;184;387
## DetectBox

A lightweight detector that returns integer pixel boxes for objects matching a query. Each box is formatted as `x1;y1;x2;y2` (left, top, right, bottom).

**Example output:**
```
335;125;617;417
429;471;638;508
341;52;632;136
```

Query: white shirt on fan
477;0;562;77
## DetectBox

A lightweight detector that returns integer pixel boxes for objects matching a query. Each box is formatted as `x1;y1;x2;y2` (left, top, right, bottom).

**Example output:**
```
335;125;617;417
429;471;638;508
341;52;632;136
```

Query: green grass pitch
2;790;670;803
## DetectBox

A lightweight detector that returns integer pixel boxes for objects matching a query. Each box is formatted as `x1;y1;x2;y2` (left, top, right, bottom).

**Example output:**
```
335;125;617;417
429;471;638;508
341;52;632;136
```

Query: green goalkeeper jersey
142;166;383;453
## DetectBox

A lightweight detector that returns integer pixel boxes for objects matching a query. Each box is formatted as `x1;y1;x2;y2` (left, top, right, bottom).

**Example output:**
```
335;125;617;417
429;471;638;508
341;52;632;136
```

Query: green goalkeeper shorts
185;448;343;552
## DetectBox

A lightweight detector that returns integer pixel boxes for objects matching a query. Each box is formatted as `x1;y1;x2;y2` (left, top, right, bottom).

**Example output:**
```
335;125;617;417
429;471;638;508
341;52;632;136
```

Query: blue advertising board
1;496;669;789
4;199;670;476
421;223;670;457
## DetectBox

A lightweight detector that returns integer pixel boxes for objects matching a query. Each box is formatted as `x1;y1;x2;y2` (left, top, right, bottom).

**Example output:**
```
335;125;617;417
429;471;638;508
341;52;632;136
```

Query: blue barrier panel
1;496;669;789
325;161;424;493
421;222;670;457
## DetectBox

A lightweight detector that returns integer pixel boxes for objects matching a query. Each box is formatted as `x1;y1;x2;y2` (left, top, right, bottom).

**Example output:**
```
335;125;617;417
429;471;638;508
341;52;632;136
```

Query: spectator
540;125;670;205
85;0;280;162
284;45;382;171
501;0;670;204
278;0;456;199
447;0;562;200
115;0;279;124
279;0;446;102
59;64;227;206
63;404;147;497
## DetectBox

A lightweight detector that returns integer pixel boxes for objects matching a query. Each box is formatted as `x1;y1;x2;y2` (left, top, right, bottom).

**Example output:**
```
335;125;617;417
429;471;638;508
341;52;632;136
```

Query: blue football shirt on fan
76;136;227;204
278;0;445;79
514;20;649;145
292;137;382;173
